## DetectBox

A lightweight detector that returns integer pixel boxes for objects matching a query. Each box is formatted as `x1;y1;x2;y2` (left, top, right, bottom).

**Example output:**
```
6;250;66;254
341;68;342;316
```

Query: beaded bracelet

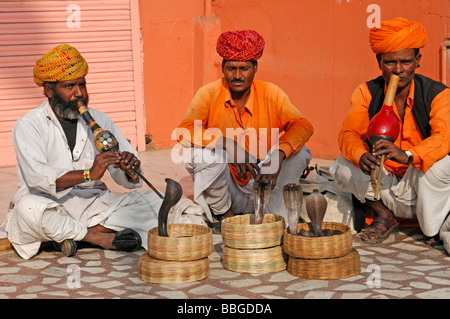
83;169;92;182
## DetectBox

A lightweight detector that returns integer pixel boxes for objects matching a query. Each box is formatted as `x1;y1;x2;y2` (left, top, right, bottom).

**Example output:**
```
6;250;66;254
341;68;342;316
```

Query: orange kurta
177;78;314;160
338;78;450;174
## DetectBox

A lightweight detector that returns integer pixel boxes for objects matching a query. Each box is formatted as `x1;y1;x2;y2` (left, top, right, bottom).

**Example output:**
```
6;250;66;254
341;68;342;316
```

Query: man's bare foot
222;210;235;219
88;224;115;233
82;229;116;249
361;200;399;243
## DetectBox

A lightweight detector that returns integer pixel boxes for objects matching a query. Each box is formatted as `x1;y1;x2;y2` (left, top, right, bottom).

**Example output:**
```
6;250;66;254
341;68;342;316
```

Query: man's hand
219;137;260;180
56;151;121;189
115;151;141;172
359;152;379;175
373;139;410;164
256;149;286;189
90;151;121;180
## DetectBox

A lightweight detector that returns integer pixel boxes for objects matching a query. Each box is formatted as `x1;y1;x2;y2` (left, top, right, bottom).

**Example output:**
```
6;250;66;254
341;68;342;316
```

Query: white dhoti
330;155;450;253
186;146;312;222
5;189;205;259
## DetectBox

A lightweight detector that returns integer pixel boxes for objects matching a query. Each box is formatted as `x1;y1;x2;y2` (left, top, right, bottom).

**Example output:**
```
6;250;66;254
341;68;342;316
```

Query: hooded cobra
157;178;183;237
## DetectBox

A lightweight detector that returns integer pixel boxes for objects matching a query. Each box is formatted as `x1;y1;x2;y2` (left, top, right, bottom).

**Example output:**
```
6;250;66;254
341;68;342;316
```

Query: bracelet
83;169;92;182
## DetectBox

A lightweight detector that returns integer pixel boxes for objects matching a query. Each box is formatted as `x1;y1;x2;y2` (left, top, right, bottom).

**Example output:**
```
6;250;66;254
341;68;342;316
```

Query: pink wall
141;0;450;159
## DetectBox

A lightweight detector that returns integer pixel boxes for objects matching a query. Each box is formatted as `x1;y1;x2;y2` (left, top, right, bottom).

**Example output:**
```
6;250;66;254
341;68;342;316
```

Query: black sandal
361;216;399;243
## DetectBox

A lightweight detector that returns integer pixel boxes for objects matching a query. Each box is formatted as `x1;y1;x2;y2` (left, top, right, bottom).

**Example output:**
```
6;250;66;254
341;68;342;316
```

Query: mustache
69;97;88;108
51;93;89;120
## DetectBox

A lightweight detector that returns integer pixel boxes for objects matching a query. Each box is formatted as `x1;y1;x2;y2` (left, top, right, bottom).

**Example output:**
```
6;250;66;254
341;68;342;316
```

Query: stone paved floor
0;227;448;300
0;149;448;301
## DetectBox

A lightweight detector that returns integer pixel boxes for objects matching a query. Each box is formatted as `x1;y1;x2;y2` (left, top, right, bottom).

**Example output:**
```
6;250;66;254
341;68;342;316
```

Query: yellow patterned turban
33;44;88;86
369;17;427;54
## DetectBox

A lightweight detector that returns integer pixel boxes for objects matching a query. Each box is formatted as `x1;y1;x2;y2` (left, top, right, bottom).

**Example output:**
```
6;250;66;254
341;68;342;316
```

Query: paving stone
19;260;51;269
415;287;450;299
268;271;297;282
374;289;413;298
425;276;450;286
0;274;37;283
81;276;105;283
79;252;102;260
217;294;249;299
58;257;81;264
340;292;372;299
390;243;429;251
0;267;20;274
91;280;124;289
248;285;278;293
304;291;334;299
286;280;329;292
334;283;368;291
42;277;60;284
40;267;69;277
107;271;129;278
0;286;16;293
16;294;37;299
409;281;432;289
189;284;226;295
24;285;47;293
157;290;188;298
224;278;261;288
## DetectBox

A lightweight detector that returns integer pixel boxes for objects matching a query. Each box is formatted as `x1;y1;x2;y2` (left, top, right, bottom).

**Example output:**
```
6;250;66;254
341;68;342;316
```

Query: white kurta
4;101;203;259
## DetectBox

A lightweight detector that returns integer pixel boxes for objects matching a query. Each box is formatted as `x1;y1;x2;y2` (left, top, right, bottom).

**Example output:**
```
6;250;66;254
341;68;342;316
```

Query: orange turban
216;30;265;61
369;17;427;54
33;44;88;86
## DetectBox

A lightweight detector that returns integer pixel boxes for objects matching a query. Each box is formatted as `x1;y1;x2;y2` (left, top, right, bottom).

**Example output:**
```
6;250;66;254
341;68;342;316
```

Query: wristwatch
404;150;414;165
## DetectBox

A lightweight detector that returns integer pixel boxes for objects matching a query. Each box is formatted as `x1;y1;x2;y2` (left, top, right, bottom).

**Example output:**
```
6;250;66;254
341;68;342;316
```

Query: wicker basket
138;253;210;284
222;245;287;274
283;222;352;259
287;248;361;280
148;224;212;261
221;214;285;249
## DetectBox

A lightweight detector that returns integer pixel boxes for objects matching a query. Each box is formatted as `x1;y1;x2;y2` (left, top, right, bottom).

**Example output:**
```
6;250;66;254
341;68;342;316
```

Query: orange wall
140;0;449;159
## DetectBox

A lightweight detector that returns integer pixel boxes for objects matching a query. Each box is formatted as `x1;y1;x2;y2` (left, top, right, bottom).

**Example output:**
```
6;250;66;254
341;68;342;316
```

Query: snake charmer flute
77;101;185;237
367;74;401;199
76;101;164;199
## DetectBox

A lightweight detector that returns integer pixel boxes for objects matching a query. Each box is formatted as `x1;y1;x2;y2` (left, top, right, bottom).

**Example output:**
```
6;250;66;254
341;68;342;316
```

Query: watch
405;150;414;165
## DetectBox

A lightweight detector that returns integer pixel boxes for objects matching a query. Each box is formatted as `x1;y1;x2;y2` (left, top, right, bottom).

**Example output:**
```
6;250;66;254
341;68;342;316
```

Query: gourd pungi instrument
77;101;182;237
367;74;401;199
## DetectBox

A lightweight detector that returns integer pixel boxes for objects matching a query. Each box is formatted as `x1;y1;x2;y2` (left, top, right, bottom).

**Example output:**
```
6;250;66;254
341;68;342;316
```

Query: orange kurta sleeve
338;83;372;167
176;80;220;149
267;83;314;159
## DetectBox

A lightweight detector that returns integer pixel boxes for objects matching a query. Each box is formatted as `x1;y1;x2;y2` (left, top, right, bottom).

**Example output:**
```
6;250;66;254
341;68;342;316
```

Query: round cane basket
287;248;361;280
221;214;285;249
138;253;210;284
148;224;213;261
284;222;352;259
222;245;286;274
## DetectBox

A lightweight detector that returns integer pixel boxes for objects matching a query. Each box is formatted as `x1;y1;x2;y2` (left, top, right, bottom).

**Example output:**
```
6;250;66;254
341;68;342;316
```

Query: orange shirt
177;78;314;160
338;78;450;174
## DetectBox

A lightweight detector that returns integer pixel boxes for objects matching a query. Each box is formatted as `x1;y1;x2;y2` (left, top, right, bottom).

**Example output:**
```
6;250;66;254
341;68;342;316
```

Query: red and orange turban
216;30;265;61
33;44;88;86
369;17;427;54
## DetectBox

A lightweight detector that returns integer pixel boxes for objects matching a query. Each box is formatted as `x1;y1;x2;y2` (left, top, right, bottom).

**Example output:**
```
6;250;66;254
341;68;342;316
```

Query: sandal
361;216;399;243
53;239;77;257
